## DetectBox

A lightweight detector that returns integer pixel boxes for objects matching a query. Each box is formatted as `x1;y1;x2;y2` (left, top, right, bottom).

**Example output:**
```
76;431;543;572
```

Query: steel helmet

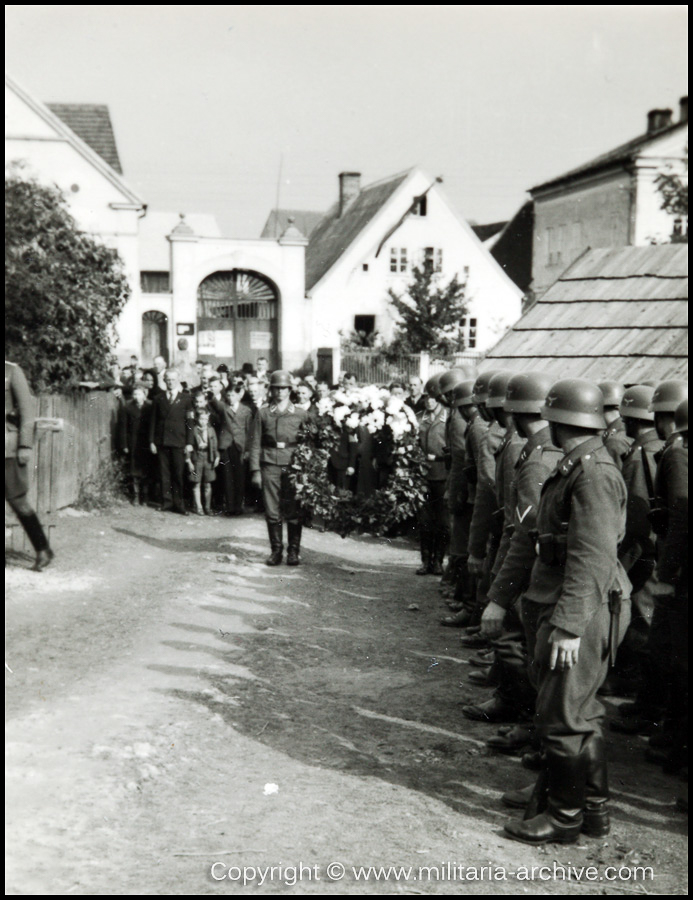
486;372;515;409
504;372;554;414
451;380;475;408
438;368;467;395
674;399;688;434
424;372;444;398
269;370;292;388
472;370;502;405
650;380;688;413
541;379;606;430
598;381;625;409
619;385;655;422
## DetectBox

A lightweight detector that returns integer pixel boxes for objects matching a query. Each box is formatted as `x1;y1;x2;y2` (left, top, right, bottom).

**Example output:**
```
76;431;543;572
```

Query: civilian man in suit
149;368;194;514
210;383;254;515
5;360;53;570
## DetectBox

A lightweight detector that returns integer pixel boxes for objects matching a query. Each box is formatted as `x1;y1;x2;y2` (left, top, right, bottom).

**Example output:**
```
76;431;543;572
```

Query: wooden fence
5;391;119;552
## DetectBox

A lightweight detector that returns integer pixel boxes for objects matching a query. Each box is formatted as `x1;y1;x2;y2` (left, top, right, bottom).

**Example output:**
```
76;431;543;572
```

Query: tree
385;264;469;356
5;166;131;391
655;148;688;243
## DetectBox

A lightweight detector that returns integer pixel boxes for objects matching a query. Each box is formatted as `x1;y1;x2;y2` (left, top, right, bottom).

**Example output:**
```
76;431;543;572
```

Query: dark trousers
328;460;354;492
219;446;245;514
261;464;300;525
420;480;449;539
493;604;535;718
158;446;186;512
522;597;630;757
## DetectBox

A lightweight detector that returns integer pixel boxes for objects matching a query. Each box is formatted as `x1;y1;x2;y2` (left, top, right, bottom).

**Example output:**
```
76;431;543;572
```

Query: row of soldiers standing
415;367;688;844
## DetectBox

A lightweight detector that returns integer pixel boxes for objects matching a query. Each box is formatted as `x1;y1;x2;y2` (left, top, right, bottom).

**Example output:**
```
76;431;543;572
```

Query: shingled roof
484;244;688;383
306;170;410;291
261;208;324;240
47;103;123;174
531;119;686;193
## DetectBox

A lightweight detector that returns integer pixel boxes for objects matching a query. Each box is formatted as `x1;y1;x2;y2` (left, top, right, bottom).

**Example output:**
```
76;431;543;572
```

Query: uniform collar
557;434;605;476
603;416;625;438
629;428;661;452
270;401;295;414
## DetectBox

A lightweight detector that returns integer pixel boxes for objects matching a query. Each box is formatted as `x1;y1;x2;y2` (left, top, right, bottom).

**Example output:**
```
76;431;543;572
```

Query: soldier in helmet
5;360;54;570
599;381;631;468
498;378;631;846
249;370;309;566
470;372;559;734
416;375;449;575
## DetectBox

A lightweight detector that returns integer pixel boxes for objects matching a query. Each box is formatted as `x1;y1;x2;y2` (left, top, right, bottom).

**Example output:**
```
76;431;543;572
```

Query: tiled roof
306;171;411;291
261;209;324;239
531;120;687;193
484;244;688;382
47;103;123;174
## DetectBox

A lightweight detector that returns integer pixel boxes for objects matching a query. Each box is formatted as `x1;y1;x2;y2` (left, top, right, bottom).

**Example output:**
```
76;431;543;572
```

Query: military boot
265;522;284;566
430;536;447;576
286;522;302;566
504;751;585;845
582;735;610;837
416;537;432;575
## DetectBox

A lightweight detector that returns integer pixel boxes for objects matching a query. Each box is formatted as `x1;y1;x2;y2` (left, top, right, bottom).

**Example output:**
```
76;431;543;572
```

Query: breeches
448;506;472;557
261;464;299;524
522;597;630;756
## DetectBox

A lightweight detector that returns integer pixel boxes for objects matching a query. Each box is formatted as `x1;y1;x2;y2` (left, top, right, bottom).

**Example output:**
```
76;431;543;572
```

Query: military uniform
250;392;308;565
602;417;632;469
5;360;53;568
417;403;449;573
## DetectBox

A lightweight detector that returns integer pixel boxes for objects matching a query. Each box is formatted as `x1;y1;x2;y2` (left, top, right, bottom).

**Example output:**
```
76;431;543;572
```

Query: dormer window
413;196;427;216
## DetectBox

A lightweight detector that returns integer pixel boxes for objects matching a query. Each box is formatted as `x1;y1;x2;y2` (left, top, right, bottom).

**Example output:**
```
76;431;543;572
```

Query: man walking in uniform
250;371;308;566
5;360;53;570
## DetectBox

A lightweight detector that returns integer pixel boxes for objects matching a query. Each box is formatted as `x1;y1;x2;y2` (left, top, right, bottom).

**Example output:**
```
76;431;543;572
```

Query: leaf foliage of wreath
288;410;429;538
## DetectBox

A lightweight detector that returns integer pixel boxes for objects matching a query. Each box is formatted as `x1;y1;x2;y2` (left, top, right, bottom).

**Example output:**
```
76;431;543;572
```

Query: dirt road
5;505;687;894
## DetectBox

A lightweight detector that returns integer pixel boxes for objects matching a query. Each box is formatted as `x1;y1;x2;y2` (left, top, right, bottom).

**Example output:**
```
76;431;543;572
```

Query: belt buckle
276;442;286;449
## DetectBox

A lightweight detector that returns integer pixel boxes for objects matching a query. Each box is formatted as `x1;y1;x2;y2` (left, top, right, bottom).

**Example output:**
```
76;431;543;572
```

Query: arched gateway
197;270;279;369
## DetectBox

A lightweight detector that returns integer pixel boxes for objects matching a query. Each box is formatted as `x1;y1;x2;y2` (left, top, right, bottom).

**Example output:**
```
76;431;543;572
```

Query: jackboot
504;751;585;845
286;522;302;566
265;521;284;566
430;535;447;576
582;735;610;837
416;537;432;575
462;695;518;723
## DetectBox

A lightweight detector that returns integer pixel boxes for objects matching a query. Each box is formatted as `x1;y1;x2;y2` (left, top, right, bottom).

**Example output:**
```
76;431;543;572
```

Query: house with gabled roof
5;73;146;360
282;167;523;356
530;98;688;296
483;243;688;383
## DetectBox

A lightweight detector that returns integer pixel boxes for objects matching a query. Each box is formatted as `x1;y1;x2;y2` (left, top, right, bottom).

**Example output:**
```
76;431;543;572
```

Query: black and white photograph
5;5;688;894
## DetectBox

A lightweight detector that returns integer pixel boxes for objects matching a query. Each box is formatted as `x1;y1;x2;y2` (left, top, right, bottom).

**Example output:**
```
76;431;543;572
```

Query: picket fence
340;350;485;384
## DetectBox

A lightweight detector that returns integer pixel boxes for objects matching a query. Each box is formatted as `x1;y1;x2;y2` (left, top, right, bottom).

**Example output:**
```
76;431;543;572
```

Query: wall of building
531;170;633;296
631;129;689;245
5;83;143;362
309;171;522;355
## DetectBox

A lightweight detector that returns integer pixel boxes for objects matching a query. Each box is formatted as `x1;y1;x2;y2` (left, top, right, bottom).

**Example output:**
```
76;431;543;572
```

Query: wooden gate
5;392;119;554
197;270;278;369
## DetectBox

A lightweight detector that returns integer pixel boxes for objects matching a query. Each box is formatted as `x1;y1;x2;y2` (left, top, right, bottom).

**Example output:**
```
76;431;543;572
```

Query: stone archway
196;270;279;369
141;310;168;366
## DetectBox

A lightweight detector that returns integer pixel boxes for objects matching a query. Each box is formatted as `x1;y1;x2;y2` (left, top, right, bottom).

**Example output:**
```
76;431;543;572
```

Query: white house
267;168;524;357
530;99;688;296
5;73;146;359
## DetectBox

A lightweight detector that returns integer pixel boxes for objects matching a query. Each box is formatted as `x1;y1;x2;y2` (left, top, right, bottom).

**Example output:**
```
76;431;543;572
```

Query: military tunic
445;407;470;556
5;360;36;500
602;417;632;469
249;401;308;524
419;405;450;539
520;437;631;755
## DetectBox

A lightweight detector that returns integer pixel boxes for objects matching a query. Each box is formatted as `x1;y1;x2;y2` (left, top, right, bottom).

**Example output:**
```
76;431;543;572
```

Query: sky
5;5;689;237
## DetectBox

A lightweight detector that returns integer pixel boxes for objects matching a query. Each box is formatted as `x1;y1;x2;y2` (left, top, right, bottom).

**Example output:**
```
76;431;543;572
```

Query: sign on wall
176;323;195;336
250;331;273;350
198;329;234;357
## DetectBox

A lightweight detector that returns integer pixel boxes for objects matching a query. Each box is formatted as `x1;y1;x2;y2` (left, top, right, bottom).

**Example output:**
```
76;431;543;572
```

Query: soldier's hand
17;447;32;467
468;555;485;576
251;471;262;489
346;466;355;476
480;600;505;638
548;628;581;671
150;443;158;455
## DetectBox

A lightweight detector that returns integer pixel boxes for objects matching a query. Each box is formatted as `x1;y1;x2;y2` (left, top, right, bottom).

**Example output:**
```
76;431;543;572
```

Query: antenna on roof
274;153;284;239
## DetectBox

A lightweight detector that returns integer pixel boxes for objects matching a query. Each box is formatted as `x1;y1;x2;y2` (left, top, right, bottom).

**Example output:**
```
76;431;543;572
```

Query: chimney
338;172;361;217
647;108;673;133
680;96;688;123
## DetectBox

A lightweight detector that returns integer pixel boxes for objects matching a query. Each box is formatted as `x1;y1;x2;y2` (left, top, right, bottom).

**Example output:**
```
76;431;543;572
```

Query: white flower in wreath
317;398;334;416
332;390;351;406
333;405;350;426
345;412;360;430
